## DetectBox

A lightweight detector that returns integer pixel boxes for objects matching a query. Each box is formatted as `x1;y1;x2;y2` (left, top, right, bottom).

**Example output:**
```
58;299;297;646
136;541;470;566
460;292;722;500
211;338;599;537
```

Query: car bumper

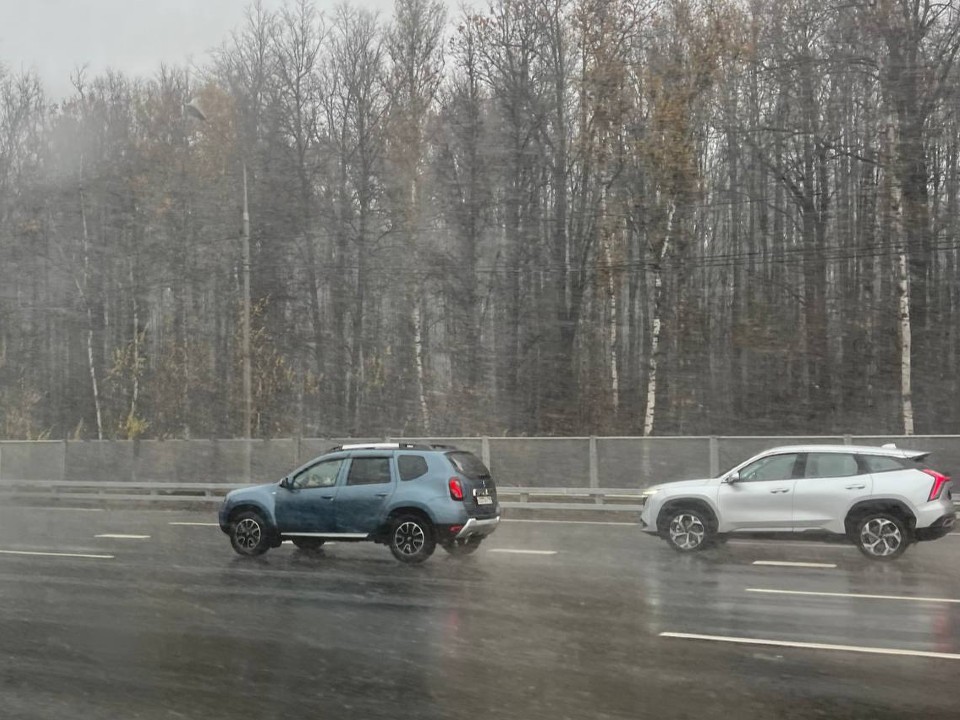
218;503;230;533
639;503;659;534
915;514;956;541
455;516;500;539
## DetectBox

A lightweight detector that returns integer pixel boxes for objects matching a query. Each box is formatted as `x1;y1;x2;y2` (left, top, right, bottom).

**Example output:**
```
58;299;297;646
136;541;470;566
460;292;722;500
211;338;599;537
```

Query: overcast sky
0;0;393;100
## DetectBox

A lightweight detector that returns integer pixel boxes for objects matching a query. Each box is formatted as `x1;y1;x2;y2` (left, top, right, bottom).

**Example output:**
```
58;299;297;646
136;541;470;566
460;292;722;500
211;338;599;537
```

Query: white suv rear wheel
856;513;909;560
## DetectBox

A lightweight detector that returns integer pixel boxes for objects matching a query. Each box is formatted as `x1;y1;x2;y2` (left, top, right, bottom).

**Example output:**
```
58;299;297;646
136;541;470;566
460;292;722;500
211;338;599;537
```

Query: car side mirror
279;476;291;490
725;471;741;484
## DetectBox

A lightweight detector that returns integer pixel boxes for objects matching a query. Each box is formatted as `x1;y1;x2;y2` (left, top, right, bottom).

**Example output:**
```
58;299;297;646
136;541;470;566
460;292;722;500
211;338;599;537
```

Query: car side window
347;457;393;486
862;455;908;473
738;453;799;482
804;453;859;479
398;455;428;481
292;459;343;490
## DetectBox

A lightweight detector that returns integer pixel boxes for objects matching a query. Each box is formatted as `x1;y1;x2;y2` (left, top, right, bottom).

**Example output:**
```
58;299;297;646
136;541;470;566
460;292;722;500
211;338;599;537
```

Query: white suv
638;445;955;560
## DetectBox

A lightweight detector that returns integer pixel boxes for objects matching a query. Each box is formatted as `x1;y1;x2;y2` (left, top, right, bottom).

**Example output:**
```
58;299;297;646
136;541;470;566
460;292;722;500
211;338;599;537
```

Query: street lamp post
186;100;252;440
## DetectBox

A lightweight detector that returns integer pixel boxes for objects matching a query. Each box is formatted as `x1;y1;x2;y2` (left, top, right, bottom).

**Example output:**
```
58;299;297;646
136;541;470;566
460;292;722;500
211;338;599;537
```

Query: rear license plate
476;495;493;506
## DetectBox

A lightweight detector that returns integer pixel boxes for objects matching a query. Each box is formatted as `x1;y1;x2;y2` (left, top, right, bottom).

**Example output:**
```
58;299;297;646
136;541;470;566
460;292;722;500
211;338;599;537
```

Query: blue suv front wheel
230;510;271;556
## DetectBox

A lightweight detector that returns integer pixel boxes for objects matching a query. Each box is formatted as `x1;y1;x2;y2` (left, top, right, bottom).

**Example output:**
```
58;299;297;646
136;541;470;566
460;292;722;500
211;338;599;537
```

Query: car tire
662;507;713;553
230;510;271;557
442;537;483;557
856;513;909;561
292;538;326;552
388;514;436;564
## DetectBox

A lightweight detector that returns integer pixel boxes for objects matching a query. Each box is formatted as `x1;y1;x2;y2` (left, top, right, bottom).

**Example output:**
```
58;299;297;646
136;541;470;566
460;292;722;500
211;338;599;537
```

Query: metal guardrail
0;480;645;511
0;480;955;515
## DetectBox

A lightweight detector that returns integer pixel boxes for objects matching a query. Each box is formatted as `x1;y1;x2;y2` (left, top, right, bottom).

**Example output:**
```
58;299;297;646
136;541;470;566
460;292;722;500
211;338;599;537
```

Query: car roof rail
326;442;438;452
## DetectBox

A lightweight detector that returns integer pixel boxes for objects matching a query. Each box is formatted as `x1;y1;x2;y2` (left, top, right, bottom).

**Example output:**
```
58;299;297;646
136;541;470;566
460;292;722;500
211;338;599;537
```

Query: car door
334;455;396;534
792;452;872;533
274;457;345;533
717;453;801;531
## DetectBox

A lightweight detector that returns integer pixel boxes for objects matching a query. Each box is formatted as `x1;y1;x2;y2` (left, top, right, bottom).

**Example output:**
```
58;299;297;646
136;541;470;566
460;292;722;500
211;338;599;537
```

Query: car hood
226;482;278;503
645;477;716;494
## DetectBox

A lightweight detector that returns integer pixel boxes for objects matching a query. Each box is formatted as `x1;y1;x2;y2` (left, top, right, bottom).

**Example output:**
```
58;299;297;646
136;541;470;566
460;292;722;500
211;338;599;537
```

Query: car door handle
769;488;790;494
845;484;866;490
321;495;335;500
375;492;389;498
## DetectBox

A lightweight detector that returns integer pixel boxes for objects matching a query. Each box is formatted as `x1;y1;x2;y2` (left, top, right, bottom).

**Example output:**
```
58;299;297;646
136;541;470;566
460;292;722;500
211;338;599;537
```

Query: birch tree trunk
898;248;914;435
414;292;430;434
78;159;103;440
887;119;914;436
643;202;674;437
129;264;140;431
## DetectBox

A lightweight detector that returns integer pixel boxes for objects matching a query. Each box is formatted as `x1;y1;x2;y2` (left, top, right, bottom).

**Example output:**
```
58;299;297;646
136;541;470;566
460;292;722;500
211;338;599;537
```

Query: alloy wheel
235;517;262;551
394;521;425;556
669;513;705;550
860;517;903;558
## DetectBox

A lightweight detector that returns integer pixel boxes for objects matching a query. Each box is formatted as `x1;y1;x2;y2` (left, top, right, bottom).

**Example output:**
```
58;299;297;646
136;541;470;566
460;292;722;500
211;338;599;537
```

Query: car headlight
639;488;660;507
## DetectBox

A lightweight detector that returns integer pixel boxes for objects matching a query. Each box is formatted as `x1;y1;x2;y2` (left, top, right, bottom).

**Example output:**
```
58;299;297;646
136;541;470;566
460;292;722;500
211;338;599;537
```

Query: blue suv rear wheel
389;513;436;563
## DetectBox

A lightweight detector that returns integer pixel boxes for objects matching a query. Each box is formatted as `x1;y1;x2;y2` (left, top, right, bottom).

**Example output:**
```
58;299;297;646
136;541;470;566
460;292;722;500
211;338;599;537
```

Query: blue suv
218;443;501;563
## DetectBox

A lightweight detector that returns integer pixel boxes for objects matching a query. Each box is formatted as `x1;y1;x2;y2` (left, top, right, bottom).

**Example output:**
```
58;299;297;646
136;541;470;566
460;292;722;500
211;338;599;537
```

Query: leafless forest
1;0;959;440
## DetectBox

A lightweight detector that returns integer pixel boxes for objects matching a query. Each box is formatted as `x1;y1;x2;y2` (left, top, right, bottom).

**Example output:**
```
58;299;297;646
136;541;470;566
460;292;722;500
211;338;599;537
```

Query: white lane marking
660;632;960;661
95;534;150;540
502;519;636;526
729;541;854;550
23;507;105;512
488;548;558;555
746;588;960;605
168;522;219;526
0;549;114;559
752;560;836;568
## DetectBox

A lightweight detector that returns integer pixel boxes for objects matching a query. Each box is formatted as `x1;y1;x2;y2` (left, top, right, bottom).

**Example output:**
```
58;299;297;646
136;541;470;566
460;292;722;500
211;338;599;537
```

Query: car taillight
923;469;950;501
449;478;464;501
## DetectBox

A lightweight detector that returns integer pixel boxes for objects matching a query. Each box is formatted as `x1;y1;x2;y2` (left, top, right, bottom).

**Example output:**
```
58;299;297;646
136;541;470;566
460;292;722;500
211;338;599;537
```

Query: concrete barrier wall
1;436;958;488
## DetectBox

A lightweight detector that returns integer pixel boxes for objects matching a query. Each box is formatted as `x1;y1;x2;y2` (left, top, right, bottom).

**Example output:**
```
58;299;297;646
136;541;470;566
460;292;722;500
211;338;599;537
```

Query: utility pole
185;99;253;439
241;161;252;440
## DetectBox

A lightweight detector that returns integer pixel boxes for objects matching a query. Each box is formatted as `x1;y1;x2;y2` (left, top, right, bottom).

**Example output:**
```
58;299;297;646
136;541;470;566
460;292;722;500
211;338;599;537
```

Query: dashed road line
502;519;636;526
745;588;960;604
27;507;105;512
0;549;114;560
752;560;837;569
728;541;854;550
95;534;150;540
489;548;558;555
660;632;960;660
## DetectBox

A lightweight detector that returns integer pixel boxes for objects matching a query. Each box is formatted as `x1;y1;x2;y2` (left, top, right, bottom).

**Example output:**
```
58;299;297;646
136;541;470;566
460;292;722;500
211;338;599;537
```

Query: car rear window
398;455;428;481
446;451;491;479
861;455;914;473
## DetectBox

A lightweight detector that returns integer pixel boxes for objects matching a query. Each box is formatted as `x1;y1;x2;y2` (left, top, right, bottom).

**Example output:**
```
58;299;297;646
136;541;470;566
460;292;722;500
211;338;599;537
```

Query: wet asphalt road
0;508;958;719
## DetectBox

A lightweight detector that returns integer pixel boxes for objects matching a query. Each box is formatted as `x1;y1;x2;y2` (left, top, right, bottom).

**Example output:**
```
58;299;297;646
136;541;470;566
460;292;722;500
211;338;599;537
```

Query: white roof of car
760;444;927;459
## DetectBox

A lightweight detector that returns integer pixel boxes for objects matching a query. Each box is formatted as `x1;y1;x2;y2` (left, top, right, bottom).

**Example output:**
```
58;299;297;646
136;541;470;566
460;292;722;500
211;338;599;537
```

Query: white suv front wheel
662;508;712;552
856;513;909;561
